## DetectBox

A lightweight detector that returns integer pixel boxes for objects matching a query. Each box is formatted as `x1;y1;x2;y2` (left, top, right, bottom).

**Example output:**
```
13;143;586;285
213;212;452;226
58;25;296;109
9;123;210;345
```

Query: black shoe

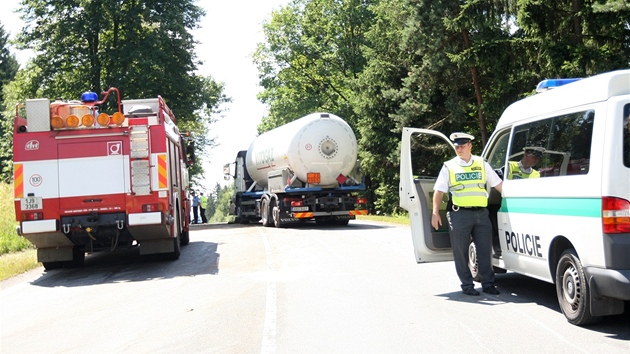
483;286;500;295
462;288;480;296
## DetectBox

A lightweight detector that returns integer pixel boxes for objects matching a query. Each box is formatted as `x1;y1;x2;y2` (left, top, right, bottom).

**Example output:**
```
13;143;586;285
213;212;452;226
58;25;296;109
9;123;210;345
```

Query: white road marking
259;228;277;354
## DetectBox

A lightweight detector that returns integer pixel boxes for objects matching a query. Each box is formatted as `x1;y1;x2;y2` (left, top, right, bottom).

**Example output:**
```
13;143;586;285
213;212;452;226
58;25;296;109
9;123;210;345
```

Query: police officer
431;132;503;296
491;145;543;257
200;192;208;224
191;191;200;224
497;145;545;180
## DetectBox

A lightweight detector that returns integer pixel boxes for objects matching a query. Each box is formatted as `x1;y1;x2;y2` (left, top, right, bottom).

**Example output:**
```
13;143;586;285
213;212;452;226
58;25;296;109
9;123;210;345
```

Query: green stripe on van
500;197;601;217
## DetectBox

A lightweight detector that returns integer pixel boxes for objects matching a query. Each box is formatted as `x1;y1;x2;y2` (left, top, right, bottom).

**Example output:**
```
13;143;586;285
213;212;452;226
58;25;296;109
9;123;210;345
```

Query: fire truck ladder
130;125;151;195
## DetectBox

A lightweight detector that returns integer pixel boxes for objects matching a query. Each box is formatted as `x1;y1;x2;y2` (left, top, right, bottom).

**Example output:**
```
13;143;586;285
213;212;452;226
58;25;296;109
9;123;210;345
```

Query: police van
399;69;630;325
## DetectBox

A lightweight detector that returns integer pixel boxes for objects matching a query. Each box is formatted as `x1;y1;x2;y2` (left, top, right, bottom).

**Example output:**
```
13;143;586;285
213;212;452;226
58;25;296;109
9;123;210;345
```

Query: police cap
449;132;474;146
523;146;545;158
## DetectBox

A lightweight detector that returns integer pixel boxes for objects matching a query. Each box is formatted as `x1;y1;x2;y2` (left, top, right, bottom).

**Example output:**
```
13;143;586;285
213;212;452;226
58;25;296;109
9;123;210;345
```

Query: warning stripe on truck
14;163;23;198
157;154;167;189
349;210;368;216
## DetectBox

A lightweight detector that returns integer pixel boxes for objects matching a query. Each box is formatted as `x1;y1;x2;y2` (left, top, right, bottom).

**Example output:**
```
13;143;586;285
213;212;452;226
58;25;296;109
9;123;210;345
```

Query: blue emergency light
81;91;98;102
535;78;581;93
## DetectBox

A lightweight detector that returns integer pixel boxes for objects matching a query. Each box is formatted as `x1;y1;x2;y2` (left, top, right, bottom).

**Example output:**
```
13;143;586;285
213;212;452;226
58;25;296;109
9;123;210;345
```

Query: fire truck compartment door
57;141;127;204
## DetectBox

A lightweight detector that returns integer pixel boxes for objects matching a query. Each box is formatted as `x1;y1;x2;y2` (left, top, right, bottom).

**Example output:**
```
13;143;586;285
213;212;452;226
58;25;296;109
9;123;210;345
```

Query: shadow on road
190;220;394;231
30;240;220;288
438;272;630;337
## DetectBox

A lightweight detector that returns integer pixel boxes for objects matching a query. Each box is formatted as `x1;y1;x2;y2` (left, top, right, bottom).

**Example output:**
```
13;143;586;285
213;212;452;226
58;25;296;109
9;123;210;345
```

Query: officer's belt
452;205;484;211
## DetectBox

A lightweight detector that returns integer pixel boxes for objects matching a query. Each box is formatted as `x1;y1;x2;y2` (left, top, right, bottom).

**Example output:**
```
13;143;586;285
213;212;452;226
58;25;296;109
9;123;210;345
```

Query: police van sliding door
496;110;596;281
57;140;126;212
399;128;455;263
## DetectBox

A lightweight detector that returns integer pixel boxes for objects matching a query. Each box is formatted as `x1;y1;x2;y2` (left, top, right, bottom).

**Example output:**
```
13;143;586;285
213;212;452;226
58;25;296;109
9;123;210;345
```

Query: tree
206;183;235;223
0;0;230;181
254;0;373;133
0;23;19;108
254;0;629;216
0;22;20;181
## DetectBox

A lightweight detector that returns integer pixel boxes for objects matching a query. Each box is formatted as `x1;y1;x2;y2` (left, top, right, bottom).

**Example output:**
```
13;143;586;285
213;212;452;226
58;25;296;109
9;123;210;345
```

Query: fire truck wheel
180;230;190;246
168;234;181;260
166;211;182;260
68;246;85;268
42;261;63;271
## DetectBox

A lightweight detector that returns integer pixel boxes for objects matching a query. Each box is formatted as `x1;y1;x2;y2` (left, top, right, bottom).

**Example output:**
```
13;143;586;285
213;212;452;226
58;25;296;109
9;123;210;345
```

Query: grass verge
1;182;40;281
356;213;410;225
0;249;39;281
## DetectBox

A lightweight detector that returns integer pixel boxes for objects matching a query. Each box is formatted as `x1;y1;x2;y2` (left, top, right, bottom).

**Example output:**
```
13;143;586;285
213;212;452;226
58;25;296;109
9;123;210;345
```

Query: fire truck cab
13;88;193;269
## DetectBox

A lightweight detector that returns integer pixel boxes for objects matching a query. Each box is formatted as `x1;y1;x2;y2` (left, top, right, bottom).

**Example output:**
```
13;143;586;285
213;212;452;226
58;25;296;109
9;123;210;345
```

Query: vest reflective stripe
507;161;540;179
445;157;488;207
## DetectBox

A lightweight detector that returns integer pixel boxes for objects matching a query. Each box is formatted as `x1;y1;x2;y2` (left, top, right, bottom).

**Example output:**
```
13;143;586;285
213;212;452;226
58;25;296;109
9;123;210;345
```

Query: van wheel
555;249;600;325
468;241;481;282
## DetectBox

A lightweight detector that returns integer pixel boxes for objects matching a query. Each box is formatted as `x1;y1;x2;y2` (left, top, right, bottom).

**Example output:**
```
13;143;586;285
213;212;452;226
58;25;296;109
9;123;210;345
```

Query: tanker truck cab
399;69;630;325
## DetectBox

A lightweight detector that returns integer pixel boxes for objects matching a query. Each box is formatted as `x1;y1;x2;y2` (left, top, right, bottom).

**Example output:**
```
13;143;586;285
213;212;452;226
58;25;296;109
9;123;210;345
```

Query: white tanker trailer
225;112;368;227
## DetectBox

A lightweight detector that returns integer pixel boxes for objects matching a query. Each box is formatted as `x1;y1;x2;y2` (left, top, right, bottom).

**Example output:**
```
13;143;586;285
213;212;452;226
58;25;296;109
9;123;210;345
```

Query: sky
0;0;290;192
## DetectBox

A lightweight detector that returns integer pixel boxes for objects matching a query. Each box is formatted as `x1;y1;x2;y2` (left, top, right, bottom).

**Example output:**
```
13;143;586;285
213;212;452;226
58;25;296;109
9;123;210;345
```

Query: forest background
0;0;629;237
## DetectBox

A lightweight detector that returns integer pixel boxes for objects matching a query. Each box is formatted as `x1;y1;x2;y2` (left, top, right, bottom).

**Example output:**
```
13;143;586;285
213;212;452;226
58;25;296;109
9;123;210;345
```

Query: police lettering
504;231;542;257
455;172;482;182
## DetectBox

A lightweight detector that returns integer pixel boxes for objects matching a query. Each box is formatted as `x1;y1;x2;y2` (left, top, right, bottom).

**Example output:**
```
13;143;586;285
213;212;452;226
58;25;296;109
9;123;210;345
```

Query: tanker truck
224;112;368;227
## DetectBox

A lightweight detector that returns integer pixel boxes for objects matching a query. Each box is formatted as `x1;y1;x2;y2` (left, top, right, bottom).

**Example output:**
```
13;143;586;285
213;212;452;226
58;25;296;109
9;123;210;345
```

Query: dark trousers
193;206;199;224
446;208;495;290
200;207;207;223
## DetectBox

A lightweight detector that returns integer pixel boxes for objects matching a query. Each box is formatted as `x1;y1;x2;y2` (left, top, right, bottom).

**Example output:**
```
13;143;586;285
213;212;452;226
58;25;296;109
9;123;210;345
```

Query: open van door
399;127;456;263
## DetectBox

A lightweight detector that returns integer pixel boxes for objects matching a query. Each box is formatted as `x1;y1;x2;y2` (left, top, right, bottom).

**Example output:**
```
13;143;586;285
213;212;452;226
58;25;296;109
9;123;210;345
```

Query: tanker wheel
335;219;349;226
555;249;600;325
261;198;271;227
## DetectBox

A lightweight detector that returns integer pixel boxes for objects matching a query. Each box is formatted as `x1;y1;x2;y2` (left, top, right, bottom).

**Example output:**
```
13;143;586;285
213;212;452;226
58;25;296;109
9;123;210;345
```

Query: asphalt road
1;220;629;353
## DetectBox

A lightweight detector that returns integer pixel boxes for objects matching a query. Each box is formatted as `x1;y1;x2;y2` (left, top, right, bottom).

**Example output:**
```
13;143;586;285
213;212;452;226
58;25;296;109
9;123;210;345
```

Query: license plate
21;197;43;210
291;206;309;212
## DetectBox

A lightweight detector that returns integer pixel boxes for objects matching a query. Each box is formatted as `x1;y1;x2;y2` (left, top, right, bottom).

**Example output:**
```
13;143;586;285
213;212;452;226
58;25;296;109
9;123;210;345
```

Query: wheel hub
562;266;580;307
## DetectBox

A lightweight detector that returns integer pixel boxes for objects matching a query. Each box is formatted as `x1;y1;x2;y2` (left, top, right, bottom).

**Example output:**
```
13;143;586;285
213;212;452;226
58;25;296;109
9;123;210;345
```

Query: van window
624;104;630;168
485;129;510;170
509;110;594;178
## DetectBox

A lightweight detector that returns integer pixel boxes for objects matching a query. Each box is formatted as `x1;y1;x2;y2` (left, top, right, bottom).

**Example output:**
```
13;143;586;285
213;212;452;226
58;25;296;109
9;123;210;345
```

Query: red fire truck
13;88;193;269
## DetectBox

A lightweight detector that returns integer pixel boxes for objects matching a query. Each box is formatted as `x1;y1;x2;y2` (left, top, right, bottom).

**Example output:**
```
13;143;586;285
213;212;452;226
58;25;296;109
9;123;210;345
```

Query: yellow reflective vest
445;156;488;207
507;161;540;179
